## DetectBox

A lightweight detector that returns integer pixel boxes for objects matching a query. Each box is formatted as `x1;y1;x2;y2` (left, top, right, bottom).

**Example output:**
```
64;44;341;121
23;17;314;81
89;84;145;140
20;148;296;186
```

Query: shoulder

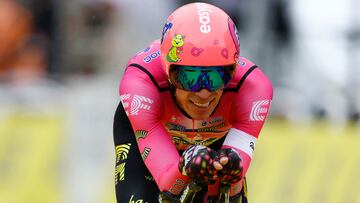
127;39;162;67
224;58;273;132
120;39;169;94
225;57;272;93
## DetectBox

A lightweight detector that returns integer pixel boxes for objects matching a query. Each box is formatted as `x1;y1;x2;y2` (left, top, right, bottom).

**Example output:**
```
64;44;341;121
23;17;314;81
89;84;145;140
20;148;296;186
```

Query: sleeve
119;66;188;195
224;67;273;176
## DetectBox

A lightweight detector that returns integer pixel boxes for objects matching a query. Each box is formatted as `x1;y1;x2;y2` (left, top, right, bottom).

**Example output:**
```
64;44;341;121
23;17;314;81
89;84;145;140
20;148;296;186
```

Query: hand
212;156;229;170
216;148;243;184
178;145;218;184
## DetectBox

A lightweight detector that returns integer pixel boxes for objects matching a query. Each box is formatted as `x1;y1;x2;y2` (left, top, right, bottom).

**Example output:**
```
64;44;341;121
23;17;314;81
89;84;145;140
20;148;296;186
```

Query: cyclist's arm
226;67;273;174
216;66;273;196
119;66;188;195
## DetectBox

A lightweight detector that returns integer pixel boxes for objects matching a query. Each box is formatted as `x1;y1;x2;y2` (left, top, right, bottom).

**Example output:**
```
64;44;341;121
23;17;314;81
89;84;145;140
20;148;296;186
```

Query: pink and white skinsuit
115;39;273;202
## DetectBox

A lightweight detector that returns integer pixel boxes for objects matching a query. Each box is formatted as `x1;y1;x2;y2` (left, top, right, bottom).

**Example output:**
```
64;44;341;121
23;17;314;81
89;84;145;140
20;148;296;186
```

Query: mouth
190;99;214;108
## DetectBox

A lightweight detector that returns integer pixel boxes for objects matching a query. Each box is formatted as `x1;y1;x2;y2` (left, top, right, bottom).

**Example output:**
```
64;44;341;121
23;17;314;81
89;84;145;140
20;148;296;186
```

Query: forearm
137;125;188;195
222;128;257;176
157;162;189;195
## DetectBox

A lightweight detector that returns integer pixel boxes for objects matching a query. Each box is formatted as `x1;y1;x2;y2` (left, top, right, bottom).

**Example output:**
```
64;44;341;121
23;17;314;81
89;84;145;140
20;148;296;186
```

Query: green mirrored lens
170;65;232;91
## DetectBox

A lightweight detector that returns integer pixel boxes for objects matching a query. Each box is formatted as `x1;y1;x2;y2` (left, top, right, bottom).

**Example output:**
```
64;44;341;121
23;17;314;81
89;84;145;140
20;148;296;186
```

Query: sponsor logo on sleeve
144;175;155;181
120;94;131;115
143;50;161;63
120;94;154;116
135;130;148;140
129;194;148;203
169;179;186;195
115;143;131;184
130;95;153;115
141;147;151;161
249;100;271;121
250;141;255;151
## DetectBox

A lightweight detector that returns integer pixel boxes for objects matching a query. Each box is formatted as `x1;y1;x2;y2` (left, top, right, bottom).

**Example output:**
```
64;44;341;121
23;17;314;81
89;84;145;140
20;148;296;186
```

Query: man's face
175;88;223;120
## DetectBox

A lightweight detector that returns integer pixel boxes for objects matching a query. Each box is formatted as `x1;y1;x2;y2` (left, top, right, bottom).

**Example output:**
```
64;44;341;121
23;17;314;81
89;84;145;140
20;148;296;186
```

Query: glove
217;148;243;184
178;145;218;184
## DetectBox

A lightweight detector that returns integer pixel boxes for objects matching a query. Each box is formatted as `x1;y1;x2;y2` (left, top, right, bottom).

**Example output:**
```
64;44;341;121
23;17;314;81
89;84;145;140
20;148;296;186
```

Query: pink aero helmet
160;2;240;76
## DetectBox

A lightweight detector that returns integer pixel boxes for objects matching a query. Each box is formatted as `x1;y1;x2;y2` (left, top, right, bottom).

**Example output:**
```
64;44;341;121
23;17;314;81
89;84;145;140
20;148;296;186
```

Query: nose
195;89;212;99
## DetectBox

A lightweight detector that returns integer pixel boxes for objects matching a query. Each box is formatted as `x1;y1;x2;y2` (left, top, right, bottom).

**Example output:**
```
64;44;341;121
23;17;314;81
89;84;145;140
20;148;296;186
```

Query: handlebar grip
218;184;230;203
159;192;181;203
179;181;203;203
159;181;203;203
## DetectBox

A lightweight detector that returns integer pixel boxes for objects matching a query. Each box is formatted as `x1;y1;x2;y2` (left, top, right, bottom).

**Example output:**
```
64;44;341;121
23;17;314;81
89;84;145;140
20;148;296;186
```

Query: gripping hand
178;145;218;184
217;148;243;184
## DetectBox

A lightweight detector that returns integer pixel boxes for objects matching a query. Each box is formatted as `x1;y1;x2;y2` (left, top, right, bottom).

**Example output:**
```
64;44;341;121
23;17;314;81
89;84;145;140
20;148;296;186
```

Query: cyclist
114;2;273;203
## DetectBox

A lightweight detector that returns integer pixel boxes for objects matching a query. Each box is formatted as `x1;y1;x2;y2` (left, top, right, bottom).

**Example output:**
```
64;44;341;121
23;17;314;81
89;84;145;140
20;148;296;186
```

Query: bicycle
160;181;231;203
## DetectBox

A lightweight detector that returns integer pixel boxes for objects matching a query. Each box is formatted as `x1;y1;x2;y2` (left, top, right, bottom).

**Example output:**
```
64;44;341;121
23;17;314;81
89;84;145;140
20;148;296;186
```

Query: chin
183;102;218;120
190;114;209;120
187;109;213;120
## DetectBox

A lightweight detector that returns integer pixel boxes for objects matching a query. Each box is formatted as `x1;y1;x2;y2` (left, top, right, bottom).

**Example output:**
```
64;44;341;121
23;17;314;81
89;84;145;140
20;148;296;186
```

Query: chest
161;95;233;150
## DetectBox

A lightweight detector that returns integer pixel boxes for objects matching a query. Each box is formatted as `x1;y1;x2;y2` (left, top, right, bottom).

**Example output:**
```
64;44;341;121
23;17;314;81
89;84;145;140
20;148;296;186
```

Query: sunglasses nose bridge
195;88;212;98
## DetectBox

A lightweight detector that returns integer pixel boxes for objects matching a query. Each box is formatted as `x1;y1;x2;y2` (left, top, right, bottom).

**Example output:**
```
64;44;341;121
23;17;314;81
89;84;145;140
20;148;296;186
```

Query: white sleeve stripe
223;128;257;158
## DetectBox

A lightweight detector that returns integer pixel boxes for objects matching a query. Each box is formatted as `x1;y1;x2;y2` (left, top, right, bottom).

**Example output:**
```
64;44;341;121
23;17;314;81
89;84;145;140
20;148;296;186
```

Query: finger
219;157;229;165
213;161;223;170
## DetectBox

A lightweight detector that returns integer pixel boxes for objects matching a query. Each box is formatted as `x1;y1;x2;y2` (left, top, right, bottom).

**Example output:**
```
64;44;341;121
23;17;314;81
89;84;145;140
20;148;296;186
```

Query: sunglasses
169;65;234;92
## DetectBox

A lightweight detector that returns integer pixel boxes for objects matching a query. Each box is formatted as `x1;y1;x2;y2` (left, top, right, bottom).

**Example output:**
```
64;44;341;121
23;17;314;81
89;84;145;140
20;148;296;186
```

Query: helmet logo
191;47;204;57
228;18;240;54
221;48;229;59
228;18;240;62
167;34;185;62
161;21;173;44
196;3;212;33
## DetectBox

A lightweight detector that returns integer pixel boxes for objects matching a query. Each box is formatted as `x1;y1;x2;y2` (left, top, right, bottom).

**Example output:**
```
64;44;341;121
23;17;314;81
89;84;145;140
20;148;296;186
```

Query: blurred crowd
1;0;360;124
0;0;48;82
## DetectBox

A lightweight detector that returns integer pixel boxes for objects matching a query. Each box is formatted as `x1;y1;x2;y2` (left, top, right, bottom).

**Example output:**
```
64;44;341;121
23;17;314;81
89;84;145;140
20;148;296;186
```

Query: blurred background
0;0;359;202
